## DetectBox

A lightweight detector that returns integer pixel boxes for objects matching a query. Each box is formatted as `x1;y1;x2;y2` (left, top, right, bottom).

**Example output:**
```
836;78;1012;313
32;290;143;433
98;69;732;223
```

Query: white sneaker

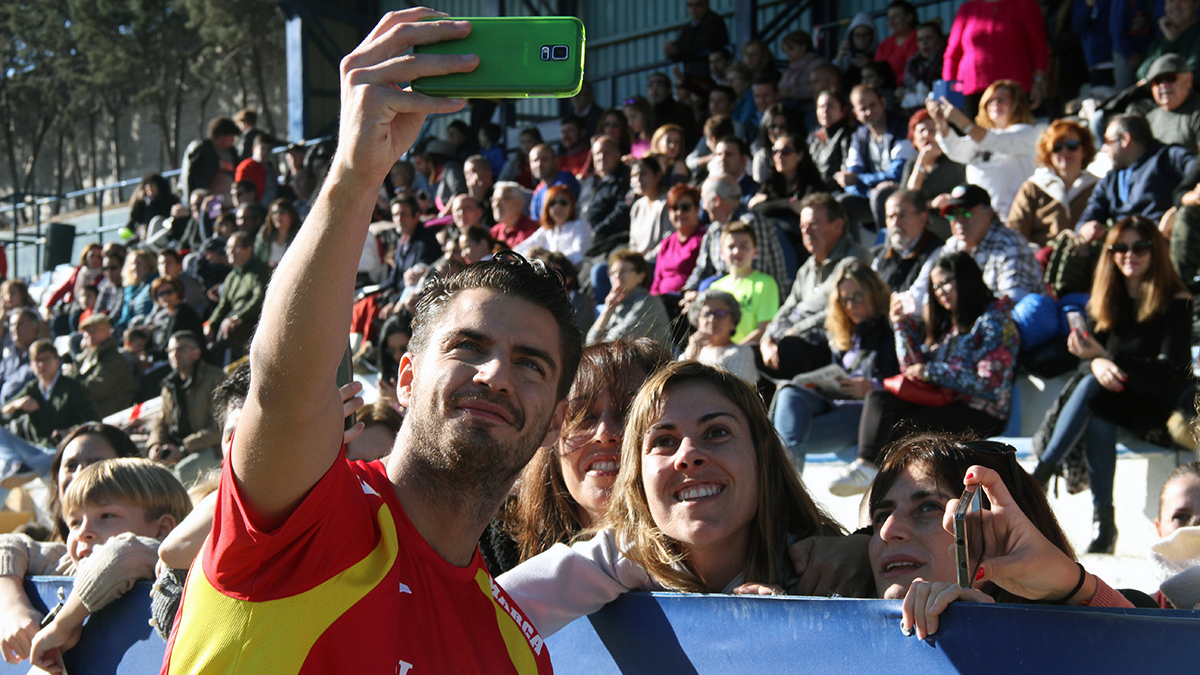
829;461;878;497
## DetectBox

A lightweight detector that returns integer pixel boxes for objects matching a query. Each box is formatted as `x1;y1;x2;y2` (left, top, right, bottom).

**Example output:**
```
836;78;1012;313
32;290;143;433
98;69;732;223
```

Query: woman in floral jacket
830;252;1019;496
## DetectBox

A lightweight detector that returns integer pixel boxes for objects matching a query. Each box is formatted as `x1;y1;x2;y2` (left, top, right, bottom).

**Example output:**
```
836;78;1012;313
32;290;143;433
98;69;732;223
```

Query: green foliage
0;0;284;197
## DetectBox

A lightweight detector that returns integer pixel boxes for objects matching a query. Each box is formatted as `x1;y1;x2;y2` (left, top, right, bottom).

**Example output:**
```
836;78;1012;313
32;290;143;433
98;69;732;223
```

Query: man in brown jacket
148;331;226;486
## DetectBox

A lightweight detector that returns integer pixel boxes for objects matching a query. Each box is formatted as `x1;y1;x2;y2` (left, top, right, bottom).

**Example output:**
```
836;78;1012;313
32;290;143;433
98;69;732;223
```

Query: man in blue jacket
835;84;916;235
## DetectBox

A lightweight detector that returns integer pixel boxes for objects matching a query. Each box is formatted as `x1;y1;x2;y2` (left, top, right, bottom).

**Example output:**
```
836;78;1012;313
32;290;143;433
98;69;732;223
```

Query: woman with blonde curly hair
1007;119;1099;247
926;80;1038;220
497;361;843;636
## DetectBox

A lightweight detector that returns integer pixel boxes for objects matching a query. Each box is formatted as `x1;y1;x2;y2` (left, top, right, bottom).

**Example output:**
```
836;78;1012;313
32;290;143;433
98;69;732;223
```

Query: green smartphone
412;17;585;98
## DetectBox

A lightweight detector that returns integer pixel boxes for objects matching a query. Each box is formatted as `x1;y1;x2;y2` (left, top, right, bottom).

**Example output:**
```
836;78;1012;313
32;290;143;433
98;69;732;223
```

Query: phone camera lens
552;45;569;60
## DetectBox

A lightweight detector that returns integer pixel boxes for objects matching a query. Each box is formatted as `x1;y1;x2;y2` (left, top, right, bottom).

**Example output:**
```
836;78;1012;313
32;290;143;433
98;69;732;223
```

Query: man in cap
1143;54;1200;148
906;184;1042;311
76;314;137;417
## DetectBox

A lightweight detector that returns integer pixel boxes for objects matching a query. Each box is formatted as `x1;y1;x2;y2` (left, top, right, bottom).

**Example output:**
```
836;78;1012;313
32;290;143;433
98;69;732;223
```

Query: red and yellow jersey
161;451;552;675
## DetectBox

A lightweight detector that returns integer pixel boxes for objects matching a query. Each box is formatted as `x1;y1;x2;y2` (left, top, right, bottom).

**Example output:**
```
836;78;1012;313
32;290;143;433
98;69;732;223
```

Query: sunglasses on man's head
1108;240;1153;255
1051;140;1081;153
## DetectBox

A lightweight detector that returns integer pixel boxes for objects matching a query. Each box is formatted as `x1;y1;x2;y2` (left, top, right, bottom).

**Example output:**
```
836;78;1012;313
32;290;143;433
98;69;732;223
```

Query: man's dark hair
158;248;183;264
390;194;420;213
752;73;780;88
209;117;241;139
235;179;257;195
238;202;266;226
410;252;583;399
716;135;751;159
169;330;203;352
561;117;587;134
798;192;849;227
518;127;544;144
461;225;494;246
917;20;943;38
480;123;502;144
1109;113;1153;147
213;361;251;428
710;85;737;102
123;327;151;345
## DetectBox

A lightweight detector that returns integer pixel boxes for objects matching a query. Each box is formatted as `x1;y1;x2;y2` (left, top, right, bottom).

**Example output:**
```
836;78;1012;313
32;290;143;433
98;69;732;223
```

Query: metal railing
0;168;182;279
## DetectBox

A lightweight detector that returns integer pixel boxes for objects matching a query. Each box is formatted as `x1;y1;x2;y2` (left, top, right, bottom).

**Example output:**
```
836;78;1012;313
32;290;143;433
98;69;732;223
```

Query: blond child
709;220;779;344
0;458;191;669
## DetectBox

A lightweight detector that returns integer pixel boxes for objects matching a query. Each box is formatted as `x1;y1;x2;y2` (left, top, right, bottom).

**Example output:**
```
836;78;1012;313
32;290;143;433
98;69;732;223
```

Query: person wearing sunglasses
1007;119;1100;248
1031;216;1192;554
773;261;899;472
904;184;1041;313
1076;114;1193;245
682;289;756;384
144;276;204;360
514;184;592;267
748;131;825;213
1144;54;1200;150
868;433;1133;640
836;252;1017;496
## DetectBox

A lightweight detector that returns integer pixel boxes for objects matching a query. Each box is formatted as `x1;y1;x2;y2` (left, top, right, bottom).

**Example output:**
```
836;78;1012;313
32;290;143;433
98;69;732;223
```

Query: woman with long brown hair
1032;216;1192;554
497;362;843;636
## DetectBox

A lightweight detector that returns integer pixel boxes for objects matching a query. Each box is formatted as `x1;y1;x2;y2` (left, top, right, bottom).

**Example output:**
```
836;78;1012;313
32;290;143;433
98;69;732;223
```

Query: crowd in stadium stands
1;0;1200;667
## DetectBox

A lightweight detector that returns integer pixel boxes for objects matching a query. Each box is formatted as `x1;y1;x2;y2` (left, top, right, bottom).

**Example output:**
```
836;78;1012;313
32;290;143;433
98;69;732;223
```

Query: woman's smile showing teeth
675;483;725;502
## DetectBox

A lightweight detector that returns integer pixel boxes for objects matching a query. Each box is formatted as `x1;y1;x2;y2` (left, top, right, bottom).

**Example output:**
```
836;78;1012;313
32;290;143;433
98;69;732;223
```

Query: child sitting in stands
709;220;779;345
0;458;191;668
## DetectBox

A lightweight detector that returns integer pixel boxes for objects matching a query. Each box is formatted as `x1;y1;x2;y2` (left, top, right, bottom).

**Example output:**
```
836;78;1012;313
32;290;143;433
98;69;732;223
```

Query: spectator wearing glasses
772;262;899;472
906;184;1042;312
1007;120;1100;248
1032;216;1192;554
681;289;757;384
649;184;706;301
1076;114;1195;245
145;276;204;358
1143;54;1200;148
514;185;592;267
872;190;944;294
588;249;672;346
833;252;1018;496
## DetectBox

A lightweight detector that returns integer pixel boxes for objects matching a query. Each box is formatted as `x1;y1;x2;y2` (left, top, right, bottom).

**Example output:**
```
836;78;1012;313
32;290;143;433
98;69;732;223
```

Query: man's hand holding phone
333;8;478;190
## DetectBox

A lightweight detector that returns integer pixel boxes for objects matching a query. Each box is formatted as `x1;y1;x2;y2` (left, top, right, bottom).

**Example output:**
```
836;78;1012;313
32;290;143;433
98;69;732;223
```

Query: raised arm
234;8;477;525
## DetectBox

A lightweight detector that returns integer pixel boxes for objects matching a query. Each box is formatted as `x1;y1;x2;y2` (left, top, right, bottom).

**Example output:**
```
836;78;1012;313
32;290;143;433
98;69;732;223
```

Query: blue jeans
772;386;863;472
1038;374;1118;510
0;427;54;476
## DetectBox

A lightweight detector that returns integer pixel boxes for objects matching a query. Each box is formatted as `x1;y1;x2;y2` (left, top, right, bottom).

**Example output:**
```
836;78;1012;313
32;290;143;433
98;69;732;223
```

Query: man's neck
387;434;511;568
868;120;887;138
177;363;196;381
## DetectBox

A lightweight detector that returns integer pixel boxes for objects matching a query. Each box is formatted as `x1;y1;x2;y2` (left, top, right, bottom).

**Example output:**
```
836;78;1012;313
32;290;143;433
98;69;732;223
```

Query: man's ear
539;399;569;450
396;352;416;408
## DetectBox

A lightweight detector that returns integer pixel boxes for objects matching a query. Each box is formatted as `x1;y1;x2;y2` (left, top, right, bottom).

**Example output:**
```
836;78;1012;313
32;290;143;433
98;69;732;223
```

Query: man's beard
889;228;913;252
404;389;547;508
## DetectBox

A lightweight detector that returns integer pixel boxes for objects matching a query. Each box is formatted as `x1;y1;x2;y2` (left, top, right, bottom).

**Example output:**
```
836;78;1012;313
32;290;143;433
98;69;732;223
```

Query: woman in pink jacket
943;0;1051;115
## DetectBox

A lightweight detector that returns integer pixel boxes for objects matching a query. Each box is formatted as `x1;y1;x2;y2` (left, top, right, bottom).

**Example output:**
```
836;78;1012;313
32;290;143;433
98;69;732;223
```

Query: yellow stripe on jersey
166;505;399;675
475;569;540;675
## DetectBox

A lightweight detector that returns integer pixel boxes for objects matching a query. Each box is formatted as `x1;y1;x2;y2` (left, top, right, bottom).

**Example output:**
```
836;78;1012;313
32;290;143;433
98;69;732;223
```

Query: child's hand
29;617;81;674
0;603;43;663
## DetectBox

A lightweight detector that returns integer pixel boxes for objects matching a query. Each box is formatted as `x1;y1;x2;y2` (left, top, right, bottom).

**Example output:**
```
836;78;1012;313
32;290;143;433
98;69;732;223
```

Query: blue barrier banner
548;592;1200;674
5;578;1199;674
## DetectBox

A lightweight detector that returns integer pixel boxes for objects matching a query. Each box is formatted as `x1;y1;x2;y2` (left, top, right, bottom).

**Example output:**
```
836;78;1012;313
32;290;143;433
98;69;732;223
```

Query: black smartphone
337;343;356;431
954;484;984;588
